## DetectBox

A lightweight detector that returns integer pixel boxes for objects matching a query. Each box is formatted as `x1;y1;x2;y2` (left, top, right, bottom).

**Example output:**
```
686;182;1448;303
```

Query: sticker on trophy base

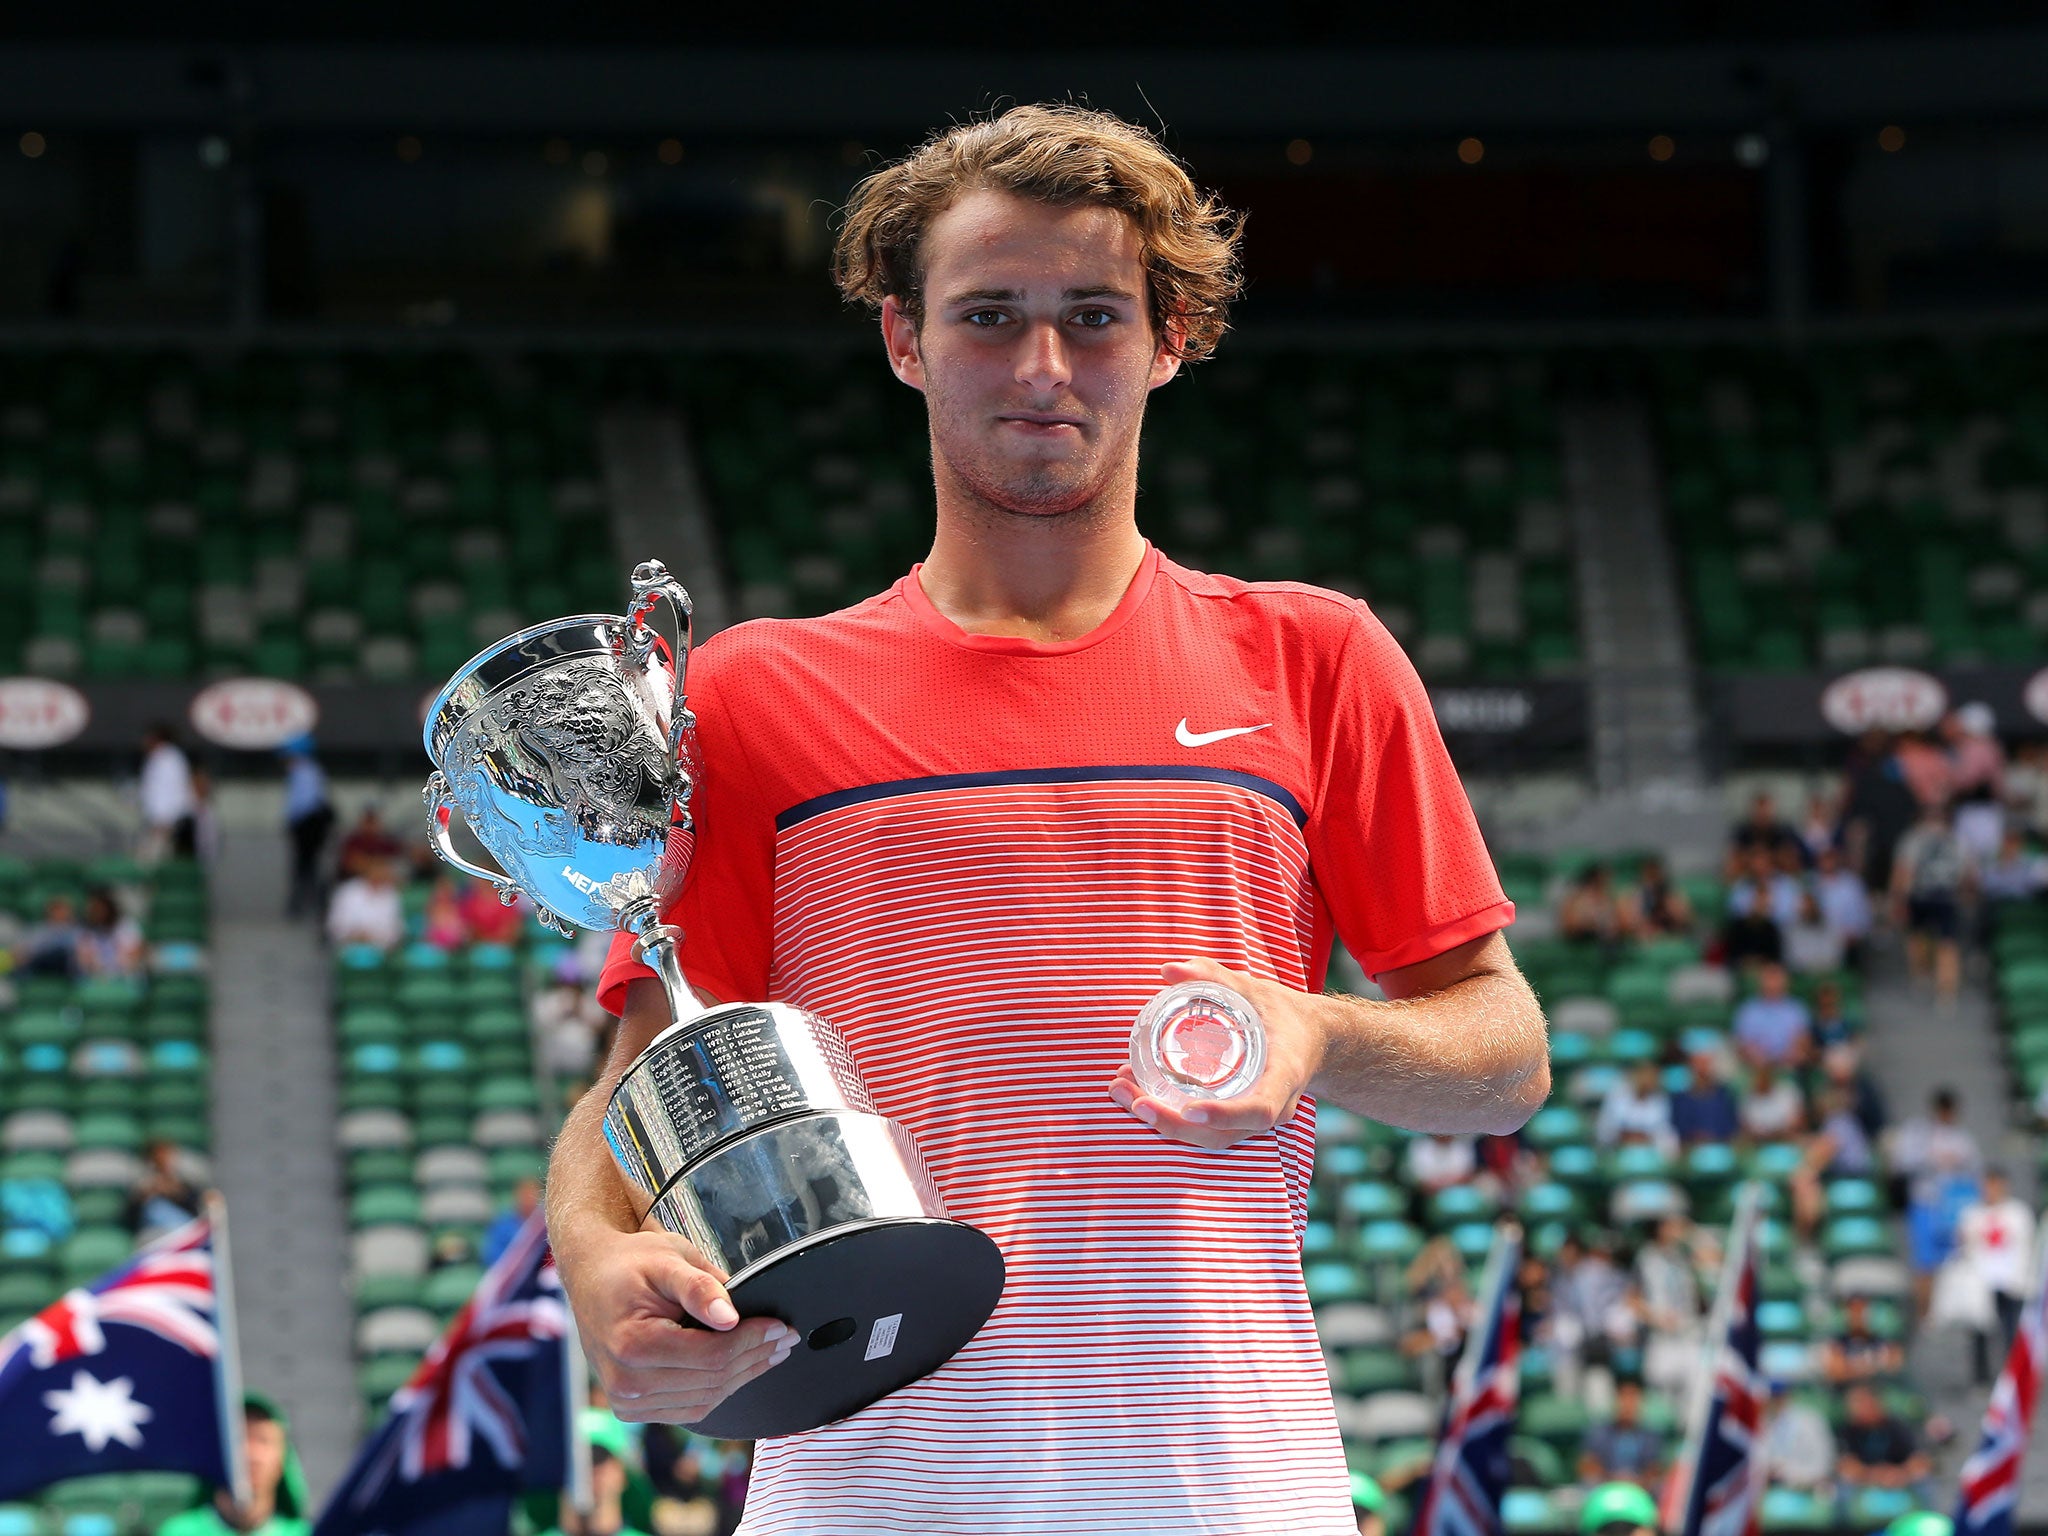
865;1312;903;1361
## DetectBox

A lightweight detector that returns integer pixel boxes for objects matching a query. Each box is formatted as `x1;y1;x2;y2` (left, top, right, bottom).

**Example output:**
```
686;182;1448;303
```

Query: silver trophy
422;560;1005;1439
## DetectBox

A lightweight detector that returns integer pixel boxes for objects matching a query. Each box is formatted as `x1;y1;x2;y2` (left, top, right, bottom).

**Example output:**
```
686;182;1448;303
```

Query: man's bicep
603;976;725;1079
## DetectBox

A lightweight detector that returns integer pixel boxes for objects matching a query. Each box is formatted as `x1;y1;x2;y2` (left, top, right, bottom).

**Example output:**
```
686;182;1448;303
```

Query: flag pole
563;1285;592;1515
1451;1219;1522;1399
1663;1180;1761;1536
205;1190;252;1510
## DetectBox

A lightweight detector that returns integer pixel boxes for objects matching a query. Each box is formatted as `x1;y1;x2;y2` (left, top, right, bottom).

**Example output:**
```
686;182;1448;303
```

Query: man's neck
917;464;1148;643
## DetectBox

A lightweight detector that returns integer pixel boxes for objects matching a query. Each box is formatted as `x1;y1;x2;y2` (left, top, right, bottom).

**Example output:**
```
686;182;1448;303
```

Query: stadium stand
333;879;552;1420
0;351;616;683
0;853;213;1536
1312;846;1919;1533
1654;337;2048;672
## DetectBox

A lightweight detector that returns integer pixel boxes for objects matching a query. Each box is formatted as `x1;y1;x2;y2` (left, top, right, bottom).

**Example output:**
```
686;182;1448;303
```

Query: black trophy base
683;1217;1006;1440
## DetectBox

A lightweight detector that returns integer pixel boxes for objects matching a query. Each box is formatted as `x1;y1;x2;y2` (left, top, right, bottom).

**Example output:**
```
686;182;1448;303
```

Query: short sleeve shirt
594;547;1511;1535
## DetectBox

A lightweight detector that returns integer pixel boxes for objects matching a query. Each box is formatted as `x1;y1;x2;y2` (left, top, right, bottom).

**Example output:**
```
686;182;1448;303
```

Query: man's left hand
1106;957;1332;1151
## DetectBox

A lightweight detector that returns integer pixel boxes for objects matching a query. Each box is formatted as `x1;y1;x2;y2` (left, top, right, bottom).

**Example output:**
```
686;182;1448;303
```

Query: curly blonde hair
832;103;1244;364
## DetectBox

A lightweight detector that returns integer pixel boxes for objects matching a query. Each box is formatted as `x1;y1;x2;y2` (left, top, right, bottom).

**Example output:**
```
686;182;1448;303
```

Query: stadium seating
1653;336;2048;671
679;348;1582;679
0;855;213;1536
1311;849;1912;1532
0;351;616;682
334;888;553;1420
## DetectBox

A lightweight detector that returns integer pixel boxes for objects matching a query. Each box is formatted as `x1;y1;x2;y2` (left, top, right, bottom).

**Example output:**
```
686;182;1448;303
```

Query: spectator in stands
1834;1384;1933;1516
22;893;83;978
1799;791;1839;865
1810;978;1864;1049
1978;825;2046;916
280;735;335;920
1732;962;1812;1069
1891;1086;1983;1318
1790;1085;1878;1236
1404;1133;1478;1195
326;855;406;952
1577;1379;1664;1489
1818;1041;1888;1140
1670;1050;1741;1146
1626;855;1693;937
1890;800;1972;1002
1722;845;1796;968
126;1139;205;1240
155;1391;309;1536
1596;1060;1677;1157
2007;741;2048;841
1895;730;1954;813
1399;1237;1473;1393
1728;791;1806;877
537;1410;649;1536
1635;1216;1702;1397
189;767;221;864
1552;1232;1630;1400
1783;889;1844;974
77;886;145;978
643;1422;753;1536
1840;733;1922;894
138;721;199;864
1738;1060;1805;1143
482;1176;543;1269
457;874;532;947
337;804;403;881
1820;1295;1905;1386
1813;845;1873;969
1943;703;2007;861
1954;1167;2034;1385
1560;863;1625;948
421;873;469;950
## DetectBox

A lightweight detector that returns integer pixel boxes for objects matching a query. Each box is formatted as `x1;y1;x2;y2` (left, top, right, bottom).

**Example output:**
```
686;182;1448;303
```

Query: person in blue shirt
1670;1050;1740;1145
279;735;334;920
1732;962;1813;1069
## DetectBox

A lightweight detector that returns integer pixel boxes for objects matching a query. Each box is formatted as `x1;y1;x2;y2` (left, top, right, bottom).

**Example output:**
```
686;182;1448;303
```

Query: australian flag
314;1210;570;1536
1409;1224;1522;1536
1955;1229;2048;1536
1670;1185;1765;1536
0;1214;239;1499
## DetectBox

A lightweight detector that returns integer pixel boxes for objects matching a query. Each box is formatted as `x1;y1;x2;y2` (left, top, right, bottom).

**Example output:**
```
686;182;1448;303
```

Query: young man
546;104;1549;1533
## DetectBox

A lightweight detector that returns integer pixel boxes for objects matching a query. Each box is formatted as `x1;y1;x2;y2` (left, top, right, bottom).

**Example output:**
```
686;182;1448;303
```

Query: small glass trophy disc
1129;980;1267;1112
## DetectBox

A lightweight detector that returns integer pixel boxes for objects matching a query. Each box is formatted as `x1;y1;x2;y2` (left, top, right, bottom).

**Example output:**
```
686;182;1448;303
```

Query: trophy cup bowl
421;560;1005;1439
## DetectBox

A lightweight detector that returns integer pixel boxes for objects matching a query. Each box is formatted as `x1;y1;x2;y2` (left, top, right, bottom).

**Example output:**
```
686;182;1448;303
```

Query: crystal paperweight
1129;980;1267;1112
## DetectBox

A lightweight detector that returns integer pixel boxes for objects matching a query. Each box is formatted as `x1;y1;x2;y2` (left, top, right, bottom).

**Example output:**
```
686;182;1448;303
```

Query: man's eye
964;310;1007;327
1073;309;1114;328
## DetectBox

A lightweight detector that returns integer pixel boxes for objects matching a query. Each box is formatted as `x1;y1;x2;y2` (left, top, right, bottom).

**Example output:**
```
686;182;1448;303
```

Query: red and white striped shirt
597;545;1512;1534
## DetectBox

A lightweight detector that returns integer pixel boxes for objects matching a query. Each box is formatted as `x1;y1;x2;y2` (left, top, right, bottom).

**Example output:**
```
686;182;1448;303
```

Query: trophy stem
623;909;709;1029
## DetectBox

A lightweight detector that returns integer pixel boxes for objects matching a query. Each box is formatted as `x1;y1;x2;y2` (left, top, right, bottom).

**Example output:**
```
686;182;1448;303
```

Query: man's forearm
545;1078;648;1290
1309;968;1549;1136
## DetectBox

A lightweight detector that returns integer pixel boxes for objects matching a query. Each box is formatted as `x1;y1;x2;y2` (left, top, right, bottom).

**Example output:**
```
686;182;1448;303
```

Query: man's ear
881;295;925;392
1148;314;1188;391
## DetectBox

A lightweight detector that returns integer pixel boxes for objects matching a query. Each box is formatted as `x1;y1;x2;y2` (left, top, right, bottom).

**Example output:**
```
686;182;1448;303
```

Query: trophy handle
422;770;524;905
620;559;698;769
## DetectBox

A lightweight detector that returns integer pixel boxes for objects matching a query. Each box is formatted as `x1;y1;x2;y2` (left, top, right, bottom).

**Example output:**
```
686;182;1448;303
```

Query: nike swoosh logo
1176;719;1273;747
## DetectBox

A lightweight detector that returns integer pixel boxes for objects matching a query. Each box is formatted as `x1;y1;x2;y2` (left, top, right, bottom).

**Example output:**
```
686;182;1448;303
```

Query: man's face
882;189;1180;520
1847;1387;1880;1424
1759;965;1787;1000
1614;1383;1641;1424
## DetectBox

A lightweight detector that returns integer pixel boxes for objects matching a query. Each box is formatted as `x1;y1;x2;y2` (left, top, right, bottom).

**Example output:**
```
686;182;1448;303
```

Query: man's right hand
566;1227;795;1424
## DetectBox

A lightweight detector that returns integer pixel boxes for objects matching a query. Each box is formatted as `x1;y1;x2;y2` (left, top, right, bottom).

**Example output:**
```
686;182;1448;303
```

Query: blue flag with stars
0;1215;240;1499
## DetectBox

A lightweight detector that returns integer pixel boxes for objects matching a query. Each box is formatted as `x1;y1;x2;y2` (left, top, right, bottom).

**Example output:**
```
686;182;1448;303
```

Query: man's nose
1015;321;1072;394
